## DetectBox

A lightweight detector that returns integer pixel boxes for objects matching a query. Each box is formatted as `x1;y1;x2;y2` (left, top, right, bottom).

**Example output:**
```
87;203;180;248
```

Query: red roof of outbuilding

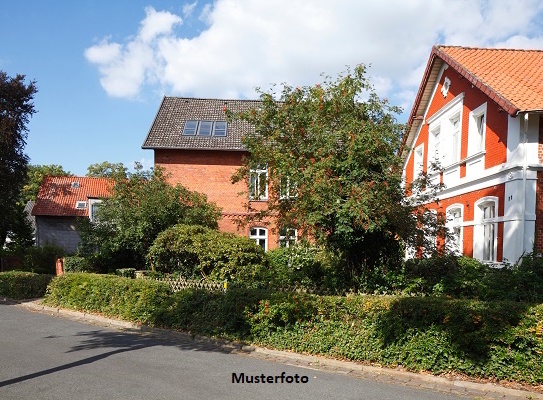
31;176;113;217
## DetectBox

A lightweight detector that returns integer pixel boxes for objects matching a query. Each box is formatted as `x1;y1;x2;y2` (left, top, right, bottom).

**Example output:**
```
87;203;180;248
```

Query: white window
474;197;498;262
428;126;442;172
446;205;463;255
279;227;297;248
89;199;103;222
75;201;87;210
250;227;267;251
249;164;268;200
279;176;297;200
468;103;487;156
413;144;424;180
450;115;461;164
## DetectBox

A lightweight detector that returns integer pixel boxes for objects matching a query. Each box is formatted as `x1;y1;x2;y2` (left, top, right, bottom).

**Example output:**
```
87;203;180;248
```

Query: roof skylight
182;120;228;137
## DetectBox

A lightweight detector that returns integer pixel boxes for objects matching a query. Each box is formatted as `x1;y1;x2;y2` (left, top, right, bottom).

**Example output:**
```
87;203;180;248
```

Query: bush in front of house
44;273;171;324
19;244;65;275
148;224;269;285
0;271;54;299
265;242;346;290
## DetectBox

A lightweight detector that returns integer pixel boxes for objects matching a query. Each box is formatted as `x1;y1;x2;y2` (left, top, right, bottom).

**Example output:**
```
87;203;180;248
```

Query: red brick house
142;97;288;251
401;45;543;263
31;176;112;253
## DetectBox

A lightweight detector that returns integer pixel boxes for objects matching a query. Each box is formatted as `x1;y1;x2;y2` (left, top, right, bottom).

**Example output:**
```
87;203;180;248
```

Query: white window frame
474;197;498;262
428;125;442;169
279;176;297;200
89;199;103;223
446;204;463;255
449;113;461;164
249;164;268;200
468;103;487;156
413;143;424;180
279;227;297;248
249;227;268;251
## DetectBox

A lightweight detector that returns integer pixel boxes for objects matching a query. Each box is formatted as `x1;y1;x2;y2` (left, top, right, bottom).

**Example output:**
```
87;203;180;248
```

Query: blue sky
1;1;543;176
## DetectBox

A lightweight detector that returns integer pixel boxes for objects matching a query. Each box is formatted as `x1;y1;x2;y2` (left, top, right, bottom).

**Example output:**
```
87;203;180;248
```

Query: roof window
71;182;80;188
182;120;228;137
75;201;87;209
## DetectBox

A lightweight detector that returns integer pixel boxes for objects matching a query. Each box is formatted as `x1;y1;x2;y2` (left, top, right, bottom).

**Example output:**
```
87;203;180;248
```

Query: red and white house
401;45;543;263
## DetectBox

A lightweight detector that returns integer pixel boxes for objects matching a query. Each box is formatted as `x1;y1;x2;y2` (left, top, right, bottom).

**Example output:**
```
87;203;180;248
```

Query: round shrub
148;224;268;284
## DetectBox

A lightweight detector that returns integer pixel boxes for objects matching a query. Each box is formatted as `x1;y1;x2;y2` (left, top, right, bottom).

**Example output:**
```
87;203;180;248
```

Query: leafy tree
78;165;222;270
230;65;441;284
0;71;37;249
87;161;128;180
21;164;71;203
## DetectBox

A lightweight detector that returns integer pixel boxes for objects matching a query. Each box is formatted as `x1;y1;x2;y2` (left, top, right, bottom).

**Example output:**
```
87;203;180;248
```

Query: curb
11;298;543;400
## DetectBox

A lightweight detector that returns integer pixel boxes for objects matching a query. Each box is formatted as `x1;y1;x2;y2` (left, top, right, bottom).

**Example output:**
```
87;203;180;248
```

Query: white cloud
85;0;543;112
183;1;198;19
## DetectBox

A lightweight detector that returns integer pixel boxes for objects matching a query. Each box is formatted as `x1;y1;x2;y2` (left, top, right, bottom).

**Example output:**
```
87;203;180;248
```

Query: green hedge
44;273;543;385
44;273;171;324
0;271;54;299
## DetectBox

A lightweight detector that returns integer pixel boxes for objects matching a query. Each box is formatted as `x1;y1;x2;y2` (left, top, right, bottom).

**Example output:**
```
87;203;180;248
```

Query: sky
1;0;543;176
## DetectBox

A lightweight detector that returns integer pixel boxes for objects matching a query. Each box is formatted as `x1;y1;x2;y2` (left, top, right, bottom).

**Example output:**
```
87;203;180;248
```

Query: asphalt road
0;300;470;400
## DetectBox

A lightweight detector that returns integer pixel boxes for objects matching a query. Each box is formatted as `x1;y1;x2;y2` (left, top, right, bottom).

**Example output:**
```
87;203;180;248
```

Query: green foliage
266;242;346;289
64;256;95;273
229;66;438;283
115;268;136;278
0;71;37;249
361;254;543;302
86;161;127;180
78;166;222;270
43;272;543;384
44;273;171;324
20;244;64;275
0;271;53;299
21;164;71;203
148;224;268;284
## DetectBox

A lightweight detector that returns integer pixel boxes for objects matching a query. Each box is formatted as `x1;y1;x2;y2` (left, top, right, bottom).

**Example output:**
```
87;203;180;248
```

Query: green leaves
78;167;222;270
229;65;411;280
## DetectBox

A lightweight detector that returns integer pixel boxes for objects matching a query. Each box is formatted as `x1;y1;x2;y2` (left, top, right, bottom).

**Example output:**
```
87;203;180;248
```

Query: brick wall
155;149;280;249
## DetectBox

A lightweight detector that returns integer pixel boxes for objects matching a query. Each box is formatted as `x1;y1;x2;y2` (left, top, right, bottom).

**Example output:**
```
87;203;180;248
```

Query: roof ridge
164;96;262;103
438;44;543;53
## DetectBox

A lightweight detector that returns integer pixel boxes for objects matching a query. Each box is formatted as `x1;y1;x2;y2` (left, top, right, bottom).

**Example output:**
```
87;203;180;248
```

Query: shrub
64;256;93;273
148;224;268;284
44;273;171;325
116;268;136;278
266;243;345;289
0;271;54;299
21;244;65;275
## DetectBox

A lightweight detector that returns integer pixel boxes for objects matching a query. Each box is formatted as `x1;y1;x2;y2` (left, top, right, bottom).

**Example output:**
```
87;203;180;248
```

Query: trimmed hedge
0;271;54;299
44;273;171;324
44;272;543;385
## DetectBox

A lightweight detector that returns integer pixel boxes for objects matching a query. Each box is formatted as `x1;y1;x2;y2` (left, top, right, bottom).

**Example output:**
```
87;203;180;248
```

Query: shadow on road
0;302;245;388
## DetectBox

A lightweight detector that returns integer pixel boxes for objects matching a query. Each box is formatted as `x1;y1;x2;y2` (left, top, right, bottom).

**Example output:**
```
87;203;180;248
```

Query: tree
230;65;440;283
87;161;128;180
78;166;222;270
0;71;37;249
21;164;71;204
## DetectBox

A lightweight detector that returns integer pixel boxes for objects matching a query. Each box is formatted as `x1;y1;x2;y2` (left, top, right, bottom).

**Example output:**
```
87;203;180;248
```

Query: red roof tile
437;45;543;115
31;176;113;217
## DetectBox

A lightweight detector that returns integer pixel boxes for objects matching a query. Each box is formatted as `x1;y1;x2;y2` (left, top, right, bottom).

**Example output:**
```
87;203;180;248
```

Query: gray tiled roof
142;97;262;151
